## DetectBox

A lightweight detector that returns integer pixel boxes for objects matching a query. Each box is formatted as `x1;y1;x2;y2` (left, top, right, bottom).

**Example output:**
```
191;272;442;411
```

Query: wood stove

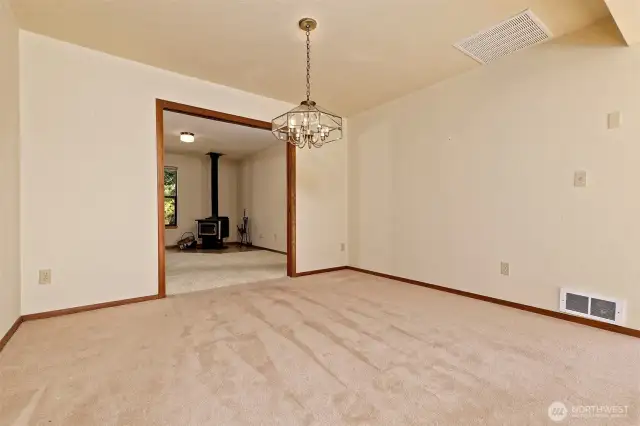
196;217;229;249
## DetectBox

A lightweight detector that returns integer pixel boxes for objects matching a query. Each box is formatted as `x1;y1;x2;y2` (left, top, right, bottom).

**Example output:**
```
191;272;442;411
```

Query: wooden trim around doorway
156;101;166;297
287;141;296;277
155;99;297;297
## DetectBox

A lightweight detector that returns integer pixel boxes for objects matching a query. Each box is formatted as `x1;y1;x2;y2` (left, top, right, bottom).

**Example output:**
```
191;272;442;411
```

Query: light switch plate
574;170;587;187
608;111;621;129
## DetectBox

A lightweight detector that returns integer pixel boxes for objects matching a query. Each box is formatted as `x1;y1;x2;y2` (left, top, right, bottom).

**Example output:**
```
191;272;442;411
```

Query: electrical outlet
274;233;277;241
340;243;346;252
39;269;52;285
259;234;263;239
500;262;509;277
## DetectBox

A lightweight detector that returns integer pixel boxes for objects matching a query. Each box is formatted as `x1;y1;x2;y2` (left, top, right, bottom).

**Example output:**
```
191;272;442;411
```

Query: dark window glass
164;167;177;226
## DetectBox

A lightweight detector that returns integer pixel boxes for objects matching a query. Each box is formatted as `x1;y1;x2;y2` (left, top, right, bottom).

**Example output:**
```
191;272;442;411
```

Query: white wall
164;153;238;245
348;19;640;329
238;143;287;253
0;0;21;336
297;135;348;272
237;136;349;269
19;31;300;314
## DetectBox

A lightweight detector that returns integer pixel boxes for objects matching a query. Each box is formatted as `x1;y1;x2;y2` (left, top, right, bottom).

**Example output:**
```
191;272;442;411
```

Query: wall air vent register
560;288;626;325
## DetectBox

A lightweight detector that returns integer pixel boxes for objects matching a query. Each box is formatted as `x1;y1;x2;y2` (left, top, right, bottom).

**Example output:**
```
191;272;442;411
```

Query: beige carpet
166;249;287;295
1;270;638;425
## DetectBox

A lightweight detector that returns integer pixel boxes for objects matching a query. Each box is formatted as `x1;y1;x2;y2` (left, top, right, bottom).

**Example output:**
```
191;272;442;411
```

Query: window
164;167;178;227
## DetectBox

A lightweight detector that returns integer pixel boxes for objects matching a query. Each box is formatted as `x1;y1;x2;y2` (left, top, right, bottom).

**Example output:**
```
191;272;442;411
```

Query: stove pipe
207;152;221;218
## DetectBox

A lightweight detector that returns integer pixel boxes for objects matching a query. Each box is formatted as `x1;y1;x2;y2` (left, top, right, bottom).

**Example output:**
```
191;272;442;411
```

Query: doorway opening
155;100;296;297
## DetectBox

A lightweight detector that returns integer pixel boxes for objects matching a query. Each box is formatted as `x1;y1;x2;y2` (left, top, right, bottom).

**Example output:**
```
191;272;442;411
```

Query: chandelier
271;18;343;149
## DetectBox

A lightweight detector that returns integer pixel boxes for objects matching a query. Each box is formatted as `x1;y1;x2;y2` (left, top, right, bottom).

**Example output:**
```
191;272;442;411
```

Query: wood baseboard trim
347;267;640;338
22;295;161;322
294;266;348;277
251;245;287;256
0;316;23;353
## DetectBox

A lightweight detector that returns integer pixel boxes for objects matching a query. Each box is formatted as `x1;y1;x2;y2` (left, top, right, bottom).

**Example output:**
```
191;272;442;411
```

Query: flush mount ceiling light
271;18;343;149
180;132;195;143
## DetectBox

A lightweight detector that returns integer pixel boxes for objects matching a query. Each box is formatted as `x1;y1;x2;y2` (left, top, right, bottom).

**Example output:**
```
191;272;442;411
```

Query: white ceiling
11;0;610;115
163;111;278;159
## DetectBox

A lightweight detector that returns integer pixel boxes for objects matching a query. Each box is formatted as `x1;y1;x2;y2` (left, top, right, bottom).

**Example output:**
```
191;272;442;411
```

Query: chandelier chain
270;18;343;149
306;25;311;102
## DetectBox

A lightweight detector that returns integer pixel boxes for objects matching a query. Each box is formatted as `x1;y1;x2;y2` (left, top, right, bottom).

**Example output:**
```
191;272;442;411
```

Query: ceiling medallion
271;18;343;149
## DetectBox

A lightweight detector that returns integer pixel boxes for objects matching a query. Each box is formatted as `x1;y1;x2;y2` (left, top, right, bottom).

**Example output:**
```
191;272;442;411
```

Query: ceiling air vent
560;289;626;325
454;9;552;64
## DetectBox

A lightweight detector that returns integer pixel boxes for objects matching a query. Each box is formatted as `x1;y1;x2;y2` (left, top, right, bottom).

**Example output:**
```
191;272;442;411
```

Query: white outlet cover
500;262;510;276
574;170;587;187
38;269;51;285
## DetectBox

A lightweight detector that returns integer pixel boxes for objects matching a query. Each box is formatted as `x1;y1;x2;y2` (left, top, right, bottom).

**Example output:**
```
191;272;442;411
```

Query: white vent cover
454;10;552;64
560;288;626;325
